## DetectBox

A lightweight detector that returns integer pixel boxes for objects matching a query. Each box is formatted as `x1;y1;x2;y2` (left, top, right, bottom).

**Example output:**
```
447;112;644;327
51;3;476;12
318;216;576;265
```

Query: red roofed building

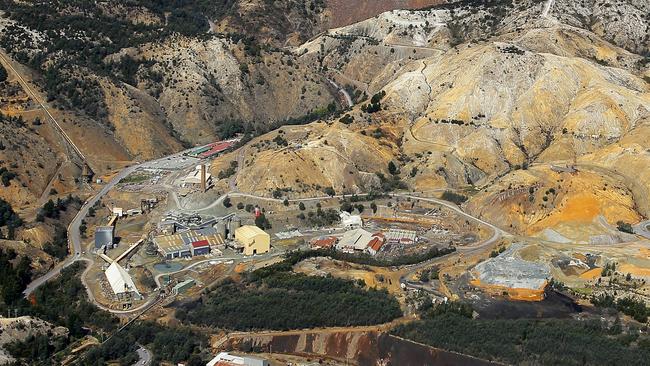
366;233;386;256
190;239;210;256
200;140;236;158
311;236;337;249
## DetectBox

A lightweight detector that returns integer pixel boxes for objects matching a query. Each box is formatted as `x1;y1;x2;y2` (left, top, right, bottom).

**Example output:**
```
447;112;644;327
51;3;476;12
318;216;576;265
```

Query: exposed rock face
132;37;334;145
216;0;650;236
2;0;650;237
220;330;493;366
231;122;394;196
324;0;446;29
550;0;650;55
0;316;68;364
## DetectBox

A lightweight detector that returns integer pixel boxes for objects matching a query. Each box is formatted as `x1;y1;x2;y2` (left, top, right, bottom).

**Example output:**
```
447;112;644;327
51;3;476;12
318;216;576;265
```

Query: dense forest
4;263;117;365
392;312;650;365
79;322;208;366
0;197;23;239
0;247;31;309
177;253;402;330
592;292;650;323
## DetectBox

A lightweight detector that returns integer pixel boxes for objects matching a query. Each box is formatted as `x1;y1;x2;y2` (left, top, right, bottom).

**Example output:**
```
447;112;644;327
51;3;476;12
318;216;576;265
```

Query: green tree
255;214;271;229
0;64;7;82
388;161;398;175
616;221;634;234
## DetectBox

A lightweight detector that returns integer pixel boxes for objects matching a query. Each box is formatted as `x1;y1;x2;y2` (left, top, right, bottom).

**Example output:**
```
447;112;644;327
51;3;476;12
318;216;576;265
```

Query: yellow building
234;225;270;255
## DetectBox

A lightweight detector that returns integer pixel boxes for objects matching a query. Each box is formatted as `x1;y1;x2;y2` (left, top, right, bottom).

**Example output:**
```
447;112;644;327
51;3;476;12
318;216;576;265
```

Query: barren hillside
211;0;650;236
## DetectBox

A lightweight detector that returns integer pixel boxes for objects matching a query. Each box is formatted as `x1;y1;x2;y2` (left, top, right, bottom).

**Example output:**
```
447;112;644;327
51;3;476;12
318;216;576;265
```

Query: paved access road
133;345;152;366
24;130;509;316
23;148;198;298
22;164;137;297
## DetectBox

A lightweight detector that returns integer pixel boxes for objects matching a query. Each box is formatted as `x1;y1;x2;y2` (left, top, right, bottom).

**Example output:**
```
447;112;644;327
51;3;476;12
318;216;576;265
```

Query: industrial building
153;227;224;259
385;229;417;245
105;262;141;301
191;138;237;159
311;236;337;249
172;279;195;295
159;211;217;234
206;352;268;366
340;211;363;229
94;226;115;249
182;165;212;190
366;233;386;256
234;225;270;255
337;228;374;253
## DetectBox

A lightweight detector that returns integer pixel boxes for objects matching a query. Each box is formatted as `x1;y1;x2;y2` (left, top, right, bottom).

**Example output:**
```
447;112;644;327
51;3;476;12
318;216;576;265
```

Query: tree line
392;312;650;365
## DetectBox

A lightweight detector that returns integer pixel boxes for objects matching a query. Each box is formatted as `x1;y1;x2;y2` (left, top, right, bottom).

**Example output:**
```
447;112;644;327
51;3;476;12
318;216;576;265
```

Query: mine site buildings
234;225;270;255
153;227;224;259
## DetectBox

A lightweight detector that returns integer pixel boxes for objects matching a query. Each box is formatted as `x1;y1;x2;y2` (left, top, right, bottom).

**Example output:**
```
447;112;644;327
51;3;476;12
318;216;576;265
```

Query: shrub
441;191;467;204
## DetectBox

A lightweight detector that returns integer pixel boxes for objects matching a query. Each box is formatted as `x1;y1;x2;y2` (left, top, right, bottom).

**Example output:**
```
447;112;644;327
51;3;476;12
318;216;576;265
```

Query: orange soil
470;279;546;301
619;263;650;277
638;247;650;258
579;267;602;280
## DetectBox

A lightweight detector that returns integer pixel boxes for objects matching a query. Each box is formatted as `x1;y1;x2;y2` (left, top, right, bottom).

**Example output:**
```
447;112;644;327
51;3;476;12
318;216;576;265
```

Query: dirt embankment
219;329;495;366
325;0;445;28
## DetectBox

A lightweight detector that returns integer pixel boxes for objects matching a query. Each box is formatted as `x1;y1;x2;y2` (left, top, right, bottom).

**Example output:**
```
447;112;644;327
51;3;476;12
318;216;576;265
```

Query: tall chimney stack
200;164;206;192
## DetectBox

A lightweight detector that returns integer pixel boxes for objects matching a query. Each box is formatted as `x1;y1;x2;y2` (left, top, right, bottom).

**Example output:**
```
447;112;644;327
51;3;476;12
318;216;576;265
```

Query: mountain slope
211;0;650;237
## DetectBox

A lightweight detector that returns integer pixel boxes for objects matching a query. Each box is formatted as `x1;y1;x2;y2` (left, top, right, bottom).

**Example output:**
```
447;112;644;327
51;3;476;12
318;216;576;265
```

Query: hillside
211;0;650;237
0;0;338;162
0;0;649;239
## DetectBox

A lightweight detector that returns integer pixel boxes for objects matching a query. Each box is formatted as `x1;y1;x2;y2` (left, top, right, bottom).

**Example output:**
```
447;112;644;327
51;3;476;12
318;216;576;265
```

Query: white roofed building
336;228;373;253
340;211;363;229
105;262;141;301
206;352;268;366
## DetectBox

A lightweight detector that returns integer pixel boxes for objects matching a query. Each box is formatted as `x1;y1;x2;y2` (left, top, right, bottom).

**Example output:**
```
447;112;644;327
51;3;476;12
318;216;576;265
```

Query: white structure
340;211;363;229
105;262;141;300
337;228;373;253
385;228;417;244
126;208;142;216
112;207;124;217
206;352;268;366
183;165;212;187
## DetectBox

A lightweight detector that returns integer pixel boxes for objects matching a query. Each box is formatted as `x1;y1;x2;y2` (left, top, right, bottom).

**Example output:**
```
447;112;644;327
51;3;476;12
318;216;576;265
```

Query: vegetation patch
177;253;402;330
591;293;650;323
441;191;468;204
392;313;650;365
0;197;23;239
0;247;32;308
